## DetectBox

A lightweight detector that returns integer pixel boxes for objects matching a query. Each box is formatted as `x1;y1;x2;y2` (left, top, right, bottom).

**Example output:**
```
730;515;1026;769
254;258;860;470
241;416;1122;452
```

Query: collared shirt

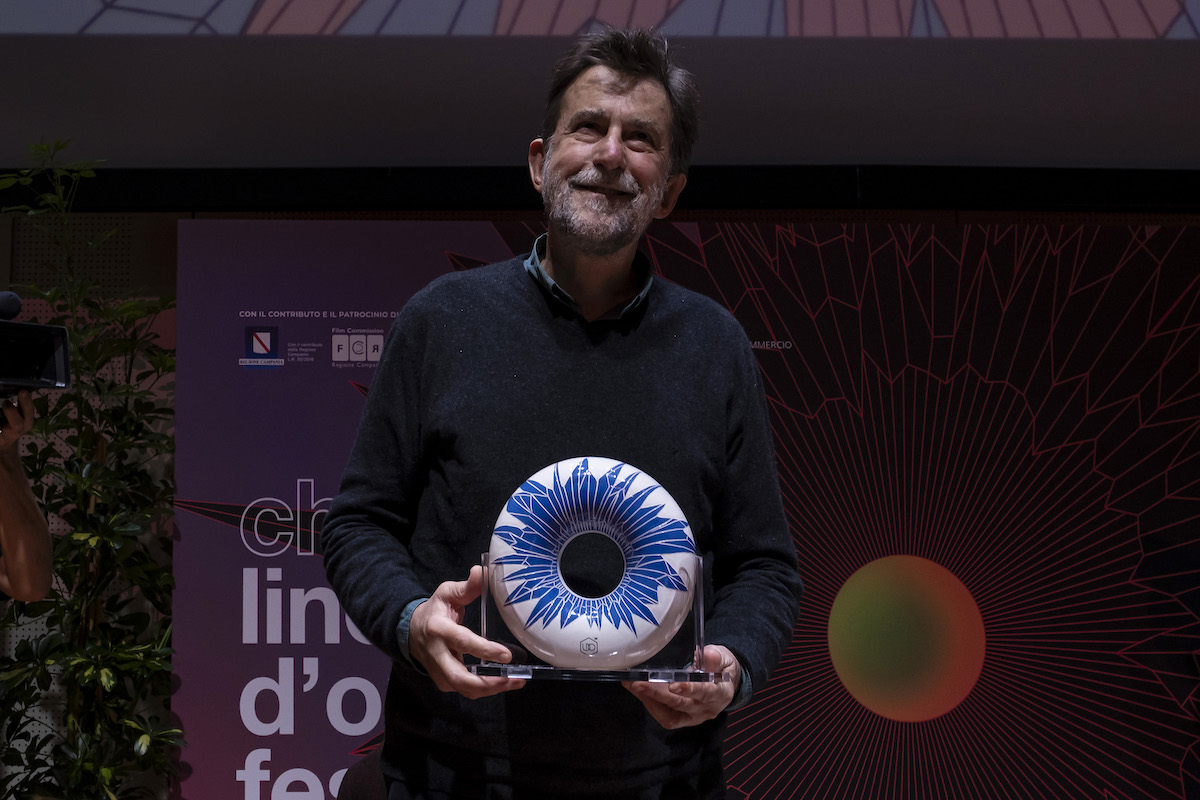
523;233;654;320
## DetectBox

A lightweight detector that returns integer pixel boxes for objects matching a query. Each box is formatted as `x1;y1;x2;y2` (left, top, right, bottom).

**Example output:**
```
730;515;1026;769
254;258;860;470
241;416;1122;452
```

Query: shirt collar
523;233;654;321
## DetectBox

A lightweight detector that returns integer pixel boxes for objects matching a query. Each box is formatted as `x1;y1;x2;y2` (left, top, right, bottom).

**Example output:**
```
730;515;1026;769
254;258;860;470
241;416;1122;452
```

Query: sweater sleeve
705;335;804;697
321;300;432;662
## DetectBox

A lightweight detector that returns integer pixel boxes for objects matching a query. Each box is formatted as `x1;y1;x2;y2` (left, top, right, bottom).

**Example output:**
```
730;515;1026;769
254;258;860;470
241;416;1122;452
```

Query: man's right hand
408;565;526;699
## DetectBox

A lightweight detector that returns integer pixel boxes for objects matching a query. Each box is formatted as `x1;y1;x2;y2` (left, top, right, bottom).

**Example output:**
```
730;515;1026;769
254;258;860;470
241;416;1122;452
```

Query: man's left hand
624;645;741;730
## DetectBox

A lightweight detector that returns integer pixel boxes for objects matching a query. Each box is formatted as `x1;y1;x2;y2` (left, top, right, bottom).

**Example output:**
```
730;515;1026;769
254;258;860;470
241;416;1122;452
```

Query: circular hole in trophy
559;532;625;598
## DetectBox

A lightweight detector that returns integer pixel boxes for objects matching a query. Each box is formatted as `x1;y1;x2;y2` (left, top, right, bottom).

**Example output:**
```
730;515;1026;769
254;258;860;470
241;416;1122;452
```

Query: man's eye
628;132;655;149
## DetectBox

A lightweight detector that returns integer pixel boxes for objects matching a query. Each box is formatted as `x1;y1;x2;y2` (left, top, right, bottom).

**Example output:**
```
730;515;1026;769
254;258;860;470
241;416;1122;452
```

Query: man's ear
528;138;546;195
654;173;688;220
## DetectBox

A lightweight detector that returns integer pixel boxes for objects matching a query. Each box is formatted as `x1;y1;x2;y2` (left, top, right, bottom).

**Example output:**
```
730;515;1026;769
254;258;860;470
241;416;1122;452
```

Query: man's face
529;65;687;256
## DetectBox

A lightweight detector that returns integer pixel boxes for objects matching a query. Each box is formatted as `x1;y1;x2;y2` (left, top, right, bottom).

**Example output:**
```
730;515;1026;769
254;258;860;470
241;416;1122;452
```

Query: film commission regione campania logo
238;309;395;368
235;480;379;799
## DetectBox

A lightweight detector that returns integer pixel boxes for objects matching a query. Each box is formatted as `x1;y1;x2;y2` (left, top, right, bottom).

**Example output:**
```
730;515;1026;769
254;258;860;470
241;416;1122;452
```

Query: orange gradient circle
828;555;985;722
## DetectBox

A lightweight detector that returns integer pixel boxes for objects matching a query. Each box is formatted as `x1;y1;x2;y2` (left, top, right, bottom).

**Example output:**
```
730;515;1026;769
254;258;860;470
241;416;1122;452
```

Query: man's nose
591;129;626;171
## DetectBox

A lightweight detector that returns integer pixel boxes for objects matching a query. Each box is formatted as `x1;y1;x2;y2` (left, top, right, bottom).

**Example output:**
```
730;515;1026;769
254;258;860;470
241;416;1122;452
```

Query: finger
410;567;531;700
426;648;526;698
626;672;735;730
422;572;511;665
443;671;525;699
624;683;680;726
700;644;731;672
461;674;526;698
421;620;525;697
435;564;485;610
431;614;514;665
626;682;690;712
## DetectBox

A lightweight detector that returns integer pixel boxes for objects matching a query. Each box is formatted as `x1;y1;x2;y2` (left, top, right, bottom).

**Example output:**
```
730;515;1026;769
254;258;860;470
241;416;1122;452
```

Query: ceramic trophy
470;456;728;683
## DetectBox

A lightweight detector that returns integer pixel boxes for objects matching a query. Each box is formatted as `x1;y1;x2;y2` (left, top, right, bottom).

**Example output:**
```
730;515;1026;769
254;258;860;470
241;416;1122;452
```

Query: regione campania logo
240;327;284;367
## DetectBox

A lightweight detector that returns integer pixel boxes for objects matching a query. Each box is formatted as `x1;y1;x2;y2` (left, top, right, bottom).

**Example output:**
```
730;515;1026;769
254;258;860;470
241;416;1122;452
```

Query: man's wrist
727;666;753;711
395;597;429;663
711;644;753;711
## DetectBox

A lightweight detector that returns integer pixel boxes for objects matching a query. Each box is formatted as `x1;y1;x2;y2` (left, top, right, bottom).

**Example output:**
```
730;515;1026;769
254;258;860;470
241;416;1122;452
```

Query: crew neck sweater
323;256;802;798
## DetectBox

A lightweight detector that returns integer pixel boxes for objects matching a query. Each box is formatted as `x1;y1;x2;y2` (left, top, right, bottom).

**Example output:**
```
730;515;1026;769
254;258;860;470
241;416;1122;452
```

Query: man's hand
408;565;526;699
624;645;742;730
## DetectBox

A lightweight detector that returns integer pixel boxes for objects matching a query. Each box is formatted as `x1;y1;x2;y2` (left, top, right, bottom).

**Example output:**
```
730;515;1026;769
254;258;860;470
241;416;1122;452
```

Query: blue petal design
495;458;694;635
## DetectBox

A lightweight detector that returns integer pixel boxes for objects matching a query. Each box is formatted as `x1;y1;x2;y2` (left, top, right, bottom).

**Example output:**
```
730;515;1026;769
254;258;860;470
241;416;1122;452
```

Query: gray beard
542;163;667;256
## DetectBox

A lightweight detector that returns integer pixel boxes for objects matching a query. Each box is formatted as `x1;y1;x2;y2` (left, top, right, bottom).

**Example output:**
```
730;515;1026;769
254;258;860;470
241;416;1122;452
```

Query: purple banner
174;220;517;799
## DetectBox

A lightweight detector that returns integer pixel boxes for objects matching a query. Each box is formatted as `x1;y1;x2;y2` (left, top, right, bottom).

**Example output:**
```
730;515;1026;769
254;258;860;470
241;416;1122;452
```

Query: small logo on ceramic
580;638;598;656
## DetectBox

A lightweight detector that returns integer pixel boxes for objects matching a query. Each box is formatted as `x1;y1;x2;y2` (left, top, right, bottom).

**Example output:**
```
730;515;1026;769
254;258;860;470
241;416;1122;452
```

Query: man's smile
569;180;635;200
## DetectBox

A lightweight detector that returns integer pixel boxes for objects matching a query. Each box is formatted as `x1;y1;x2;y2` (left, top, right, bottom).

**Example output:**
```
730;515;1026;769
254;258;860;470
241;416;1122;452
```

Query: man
323;28;802;799
0;390;53;601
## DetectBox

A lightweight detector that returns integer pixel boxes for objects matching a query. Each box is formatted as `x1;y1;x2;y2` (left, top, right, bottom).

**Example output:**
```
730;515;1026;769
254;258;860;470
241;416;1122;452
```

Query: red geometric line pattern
634;221;1200;799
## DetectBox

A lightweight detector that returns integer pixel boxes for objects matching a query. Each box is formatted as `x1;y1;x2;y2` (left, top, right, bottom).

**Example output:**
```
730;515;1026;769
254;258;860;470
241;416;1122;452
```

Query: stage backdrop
175;219;1200;799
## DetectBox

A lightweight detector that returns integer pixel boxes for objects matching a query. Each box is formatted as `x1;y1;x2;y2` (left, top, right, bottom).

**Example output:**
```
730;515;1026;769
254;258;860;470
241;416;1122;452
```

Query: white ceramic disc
489;456;697;670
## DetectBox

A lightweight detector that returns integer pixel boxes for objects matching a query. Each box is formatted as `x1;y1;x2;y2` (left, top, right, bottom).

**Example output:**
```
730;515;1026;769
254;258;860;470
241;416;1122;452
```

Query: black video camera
0;292;71;398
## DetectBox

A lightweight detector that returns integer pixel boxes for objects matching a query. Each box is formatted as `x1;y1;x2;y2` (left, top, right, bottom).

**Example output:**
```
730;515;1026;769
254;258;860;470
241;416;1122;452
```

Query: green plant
0;141;181;799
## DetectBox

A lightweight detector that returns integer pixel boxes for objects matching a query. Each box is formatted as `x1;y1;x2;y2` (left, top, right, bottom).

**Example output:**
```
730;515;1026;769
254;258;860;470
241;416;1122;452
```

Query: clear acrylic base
470;552;729;683
468;662;730;683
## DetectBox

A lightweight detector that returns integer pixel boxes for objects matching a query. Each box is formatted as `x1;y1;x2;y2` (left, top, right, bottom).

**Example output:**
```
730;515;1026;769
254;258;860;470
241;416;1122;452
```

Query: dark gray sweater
323;256;802;798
